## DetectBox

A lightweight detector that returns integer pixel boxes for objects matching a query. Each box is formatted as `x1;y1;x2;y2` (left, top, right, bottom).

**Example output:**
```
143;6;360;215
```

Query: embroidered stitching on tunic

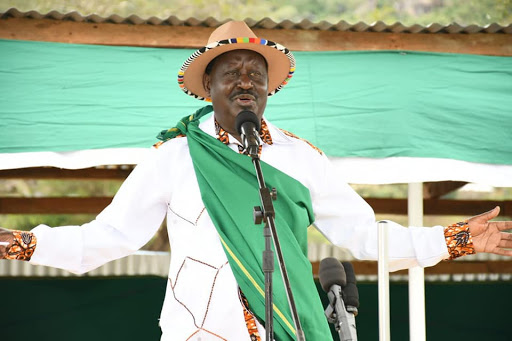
195;207;206;225
4;230;37;261
153;134;186;149
279;128;323;155
185;329;227;341
204;262;228;326
168;257;230;339
445;221;475;260
167;203;206;227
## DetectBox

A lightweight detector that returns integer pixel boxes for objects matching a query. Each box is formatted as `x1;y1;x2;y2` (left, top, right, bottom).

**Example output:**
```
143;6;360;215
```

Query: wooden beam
0;197;113;214
311;260;512;277
0;197;510;216
1;17;511;56
0;167;133;180
365;198;511;217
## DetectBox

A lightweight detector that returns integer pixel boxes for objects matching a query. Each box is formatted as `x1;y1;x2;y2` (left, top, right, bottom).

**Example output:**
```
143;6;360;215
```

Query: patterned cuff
4;230;37;261
444;221;475;260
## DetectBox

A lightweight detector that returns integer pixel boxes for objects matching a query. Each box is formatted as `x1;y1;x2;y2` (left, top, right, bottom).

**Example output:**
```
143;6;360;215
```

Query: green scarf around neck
157;105;332;341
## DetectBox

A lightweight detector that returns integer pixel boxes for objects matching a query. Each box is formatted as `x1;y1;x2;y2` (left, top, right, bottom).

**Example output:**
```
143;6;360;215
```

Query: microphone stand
324;287;358;341
247;146;306;341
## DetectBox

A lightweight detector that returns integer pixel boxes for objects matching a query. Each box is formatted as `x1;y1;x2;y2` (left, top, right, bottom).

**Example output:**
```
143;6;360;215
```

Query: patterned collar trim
215;118;273;146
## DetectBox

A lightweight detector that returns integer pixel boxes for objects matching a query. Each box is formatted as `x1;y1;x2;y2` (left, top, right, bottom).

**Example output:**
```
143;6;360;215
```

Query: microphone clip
241;130;261;158
324;285;343;325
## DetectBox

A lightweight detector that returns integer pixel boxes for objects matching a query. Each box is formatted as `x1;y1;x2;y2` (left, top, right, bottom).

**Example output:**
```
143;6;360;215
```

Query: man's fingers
473;206;500;222
493;248;512;257
498;238;512;249
495;220;512;231
499;231;512;240
484;206;500;220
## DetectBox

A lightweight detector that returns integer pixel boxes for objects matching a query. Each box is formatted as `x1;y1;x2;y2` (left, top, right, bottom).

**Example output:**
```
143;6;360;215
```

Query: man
1;21;511;341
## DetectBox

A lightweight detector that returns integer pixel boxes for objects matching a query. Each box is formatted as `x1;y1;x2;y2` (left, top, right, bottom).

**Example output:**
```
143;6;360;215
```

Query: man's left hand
468;206;512;256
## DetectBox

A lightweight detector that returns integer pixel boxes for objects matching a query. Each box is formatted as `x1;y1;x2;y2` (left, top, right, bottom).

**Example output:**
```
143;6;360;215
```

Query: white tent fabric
2;149;512;186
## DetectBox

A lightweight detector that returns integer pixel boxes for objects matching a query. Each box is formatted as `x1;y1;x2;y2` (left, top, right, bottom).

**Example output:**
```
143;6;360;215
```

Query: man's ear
203;73;211;97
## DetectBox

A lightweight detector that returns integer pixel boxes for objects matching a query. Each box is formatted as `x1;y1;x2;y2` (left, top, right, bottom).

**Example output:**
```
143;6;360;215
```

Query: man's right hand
0;227;14;259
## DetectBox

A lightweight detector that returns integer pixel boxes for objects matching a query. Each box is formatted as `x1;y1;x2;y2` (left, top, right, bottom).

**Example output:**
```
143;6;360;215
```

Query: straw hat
178;21;295;101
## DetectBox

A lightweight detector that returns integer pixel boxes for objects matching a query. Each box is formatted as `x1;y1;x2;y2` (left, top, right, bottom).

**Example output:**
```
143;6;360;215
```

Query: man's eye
226;71;239;76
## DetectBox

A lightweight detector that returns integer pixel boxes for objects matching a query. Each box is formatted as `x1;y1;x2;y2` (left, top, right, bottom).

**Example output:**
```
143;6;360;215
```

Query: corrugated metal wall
2;244;510;281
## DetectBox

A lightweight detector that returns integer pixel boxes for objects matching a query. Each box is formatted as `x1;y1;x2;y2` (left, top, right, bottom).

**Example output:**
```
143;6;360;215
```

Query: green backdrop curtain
1;38;511;164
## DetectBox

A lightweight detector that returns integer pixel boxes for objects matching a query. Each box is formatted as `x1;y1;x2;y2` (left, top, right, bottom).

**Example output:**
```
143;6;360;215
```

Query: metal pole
378;221;390;341
408;183;426;341
251;156;305;341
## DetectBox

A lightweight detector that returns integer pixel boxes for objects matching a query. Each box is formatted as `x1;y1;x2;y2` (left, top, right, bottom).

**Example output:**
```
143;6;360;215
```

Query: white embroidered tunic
29;112;449;340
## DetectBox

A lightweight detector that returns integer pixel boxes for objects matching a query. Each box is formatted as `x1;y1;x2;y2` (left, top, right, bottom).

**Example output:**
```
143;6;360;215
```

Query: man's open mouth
232;94;256;105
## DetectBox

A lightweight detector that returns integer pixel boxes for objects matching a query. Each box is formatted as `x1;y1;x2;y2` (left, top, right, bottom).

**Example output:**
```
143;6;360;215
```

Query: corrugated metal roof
2;7;511;34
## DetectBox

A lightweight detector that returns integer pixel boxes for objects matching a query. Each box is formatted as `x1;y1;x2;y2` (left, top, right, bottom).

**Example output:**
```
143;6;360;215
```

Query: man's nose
237;73;253;89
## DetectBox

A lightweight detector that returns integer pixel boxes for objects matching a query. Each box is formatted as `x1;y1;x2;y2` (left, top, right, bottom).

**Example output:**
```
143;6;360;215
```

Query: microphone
319;257;347;292
319;258;358;341
235;110;261;157
341;261;359;316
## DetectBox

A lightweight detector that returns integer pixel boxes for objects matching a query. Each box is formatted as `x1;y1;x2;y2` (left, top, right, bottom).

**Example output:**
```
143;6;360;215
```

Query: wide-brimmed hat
178;21;295;102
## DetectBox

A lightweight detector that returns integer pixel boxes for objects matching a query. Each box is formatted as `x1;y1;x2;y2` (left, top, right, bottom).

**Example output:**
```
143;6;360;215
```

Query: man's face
203;49;268;139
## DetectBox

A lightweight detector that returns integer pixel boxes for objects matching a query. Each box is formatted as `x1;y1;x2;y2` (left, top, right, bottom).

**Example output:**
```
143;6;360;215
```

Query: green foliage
418;0;512;26
1;0;510;25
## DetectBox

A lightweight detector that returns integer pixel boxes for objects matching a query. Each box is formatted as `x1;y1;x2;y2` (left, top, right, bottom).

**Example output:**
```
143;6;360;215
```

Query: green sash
157;106;332;340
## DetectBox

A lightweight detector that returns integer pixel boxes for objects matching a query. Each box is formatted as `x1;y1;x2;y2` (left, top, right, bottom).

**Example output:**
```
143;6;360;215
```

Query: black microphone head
341;261;360;308
319;257;346;293
235;110;261;135
341;261;356;285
